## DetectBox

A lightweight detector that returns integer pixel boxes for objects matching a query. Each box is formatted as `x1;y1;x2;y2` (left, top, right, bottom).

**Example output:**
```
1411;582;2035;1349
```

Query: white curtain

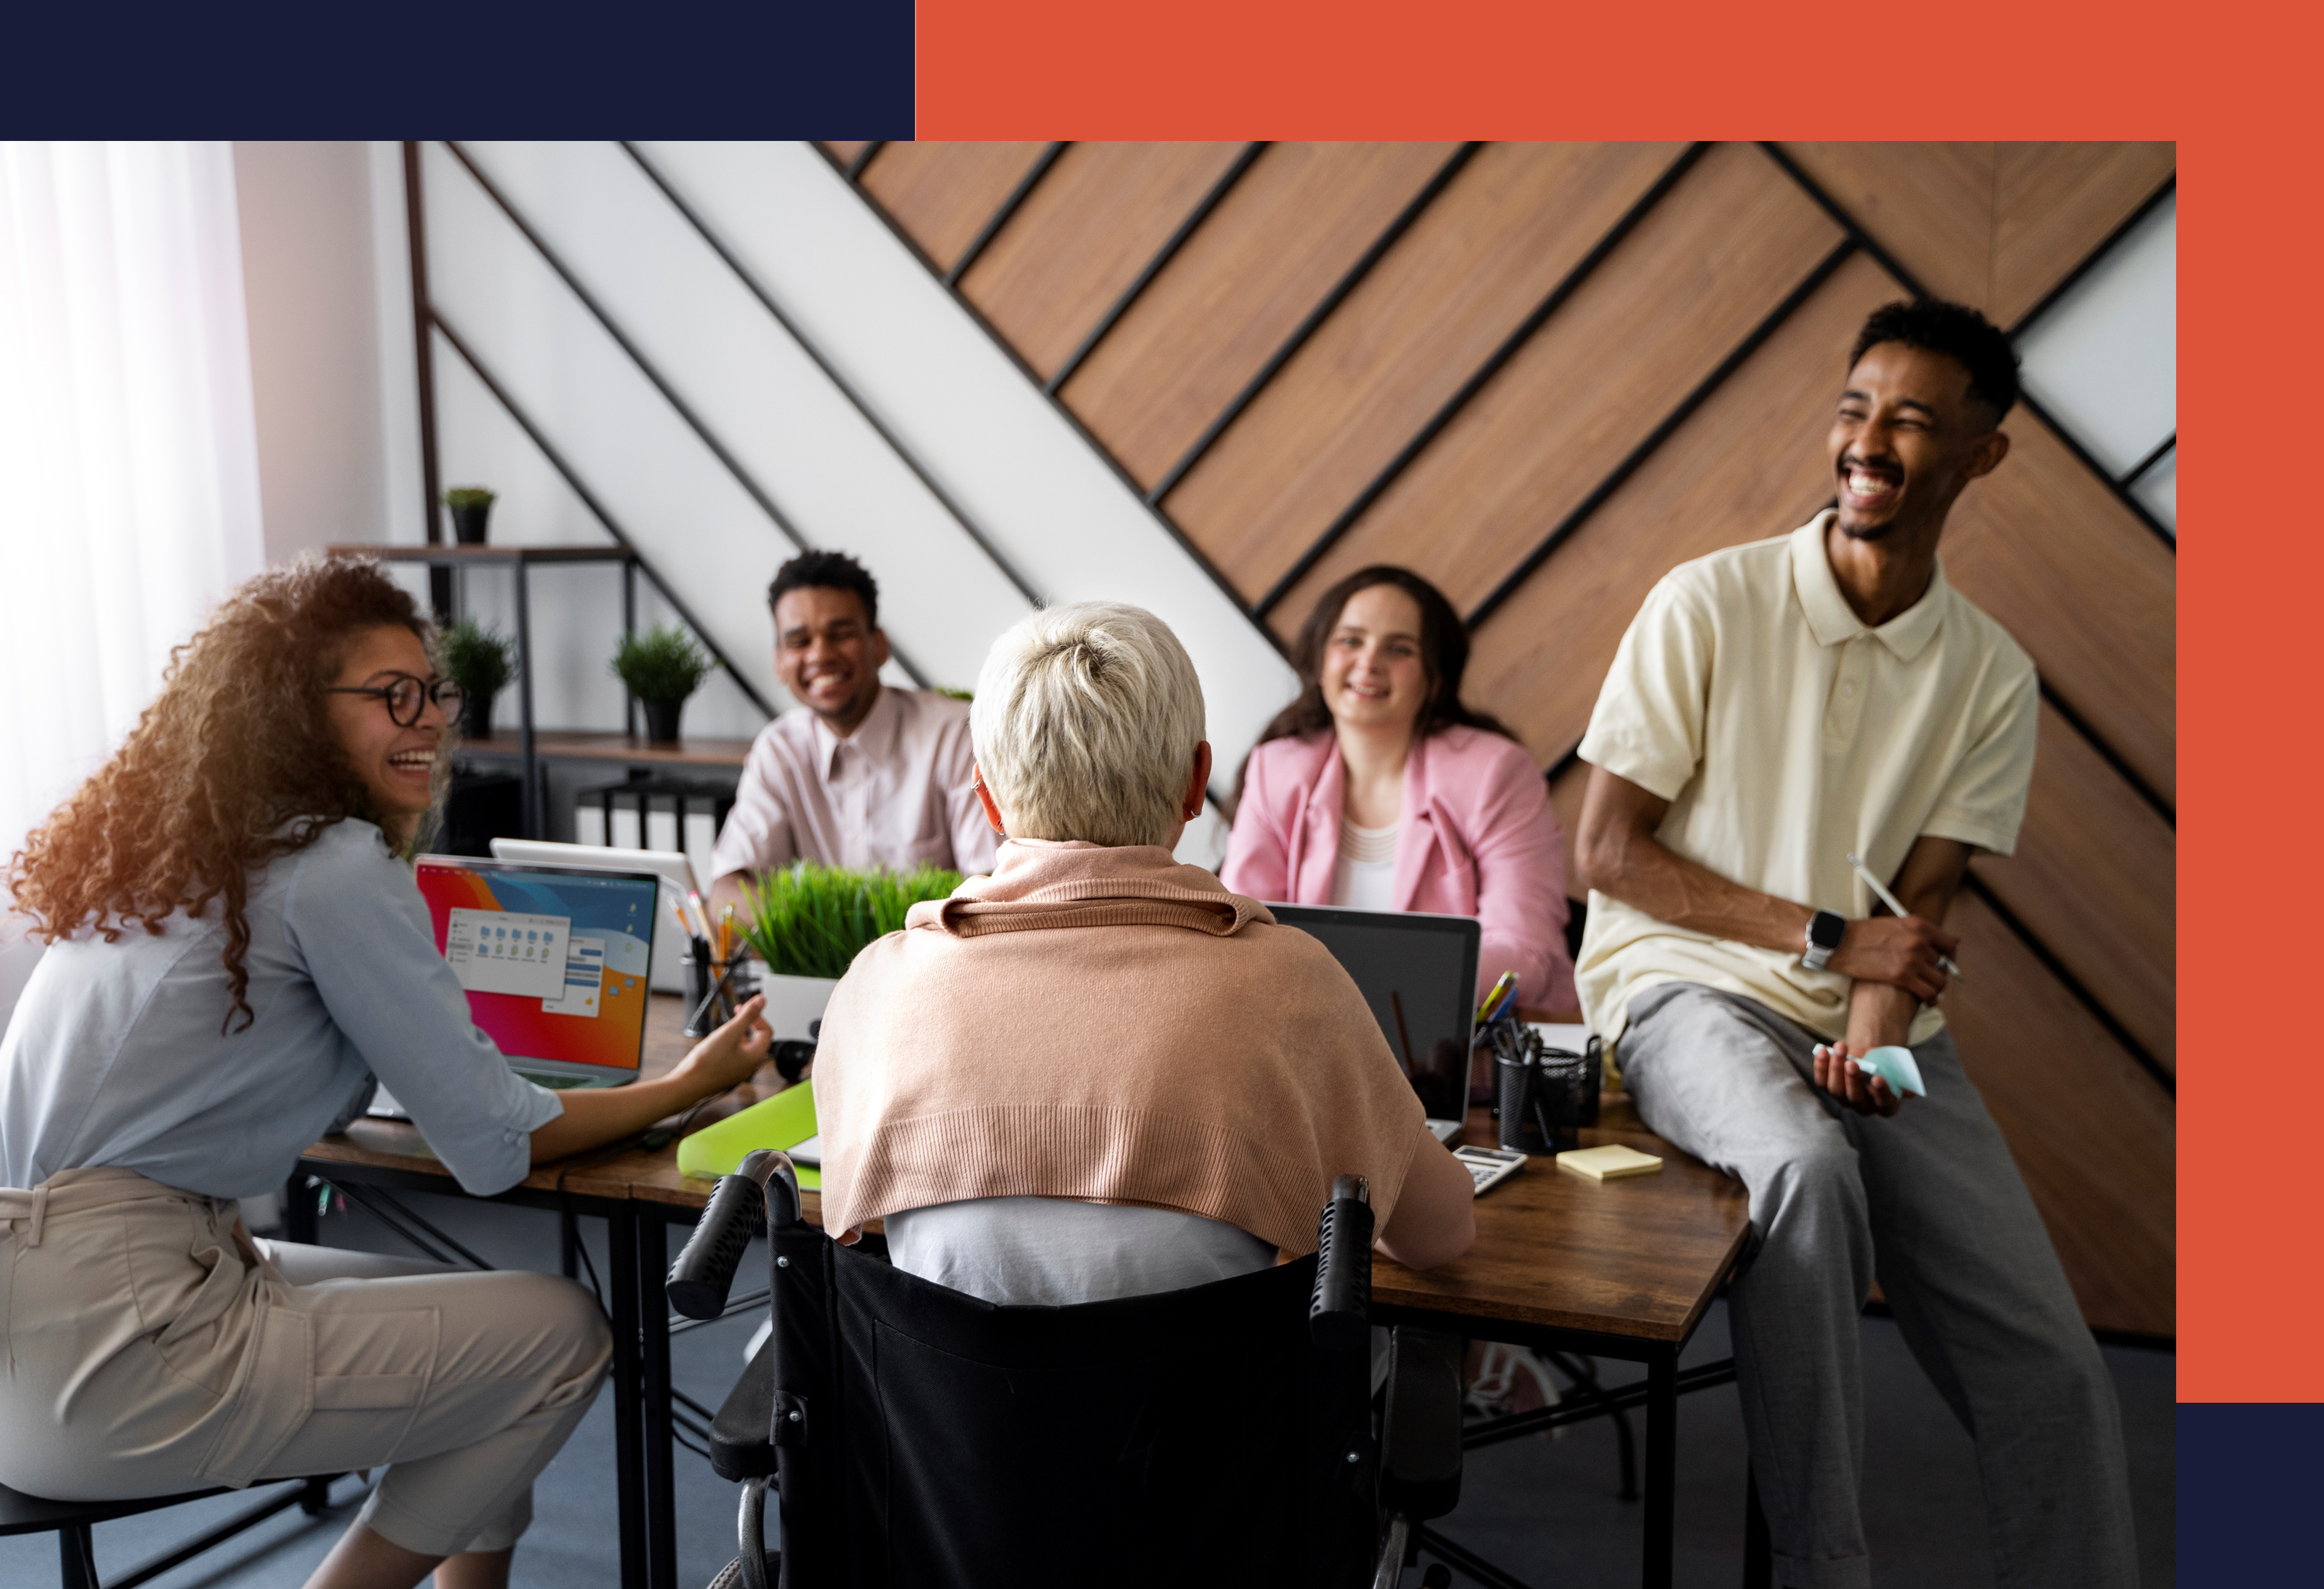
0;142;266;876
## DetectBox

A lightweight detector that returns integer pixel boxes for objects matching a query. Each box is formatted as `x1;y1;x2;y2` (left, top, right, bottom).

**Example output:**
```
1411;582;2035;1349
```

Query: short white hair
972;602;1206;848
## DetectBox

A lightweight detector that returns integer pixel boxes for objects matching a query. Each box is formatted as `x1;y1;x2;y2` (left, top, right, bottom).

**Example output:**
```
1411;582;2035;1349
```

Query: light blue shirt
0;820;562;1198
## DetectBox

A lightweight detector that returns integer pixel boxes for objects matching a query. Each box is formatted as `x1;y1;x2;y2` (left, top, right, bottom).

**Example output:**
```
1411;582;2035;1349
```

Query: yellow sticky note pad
1556;1144;1663;1182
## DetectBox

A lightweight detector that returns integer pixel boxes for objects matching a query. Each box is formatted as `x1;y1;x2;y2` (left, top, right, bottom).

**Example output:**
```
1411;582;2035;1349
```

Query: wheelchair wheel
705;1552;778;1589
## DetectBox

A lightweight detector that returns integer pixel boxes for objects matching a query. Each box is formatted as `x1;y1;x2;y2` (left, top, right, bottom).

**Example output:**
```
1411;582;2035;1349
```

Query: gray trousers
1617;984;2137;1589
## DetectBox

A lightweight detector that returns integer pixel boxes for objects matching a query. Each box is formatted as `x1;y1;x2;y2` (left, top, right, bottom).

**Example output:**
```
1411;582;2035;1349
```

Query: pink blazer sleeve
1220;744;1292;900
1466;739;1576;1011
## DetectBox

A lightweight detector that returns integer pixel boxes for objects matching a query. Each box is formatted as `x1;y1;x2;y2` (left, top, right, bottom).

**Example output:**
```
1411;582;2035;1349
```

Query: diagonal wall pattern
824;138;2176;1339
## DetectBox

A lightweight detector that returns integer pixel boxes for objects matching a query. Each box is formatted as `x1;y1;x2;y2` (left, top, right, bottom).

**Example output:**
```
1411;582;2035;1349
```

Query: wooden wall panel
1779;143;1995;310
1061;141;1459;489
1991;143;2175;327
1975;705;2176;1072
1939;892;2176;1338
1267;143;1839;637
1462;252;1900;764
1775;141;2175;329
959;141;1247;379
1941;412;2177;804
821;141;874;172
1163;142;1689;601
858;142;1052;275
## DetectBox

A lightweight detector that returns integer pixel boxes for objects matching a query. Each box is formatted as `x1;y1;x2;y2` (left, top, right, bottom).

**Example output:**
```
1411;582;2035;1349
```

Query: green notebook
675;1081;821;1189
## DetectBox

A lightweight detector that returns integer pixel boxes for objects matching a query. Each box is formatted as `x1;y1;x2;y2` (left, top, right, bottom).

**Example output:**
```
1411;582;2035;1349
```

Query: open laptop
1266;903;1479;1135
410;854;661;1091
490;838;700;995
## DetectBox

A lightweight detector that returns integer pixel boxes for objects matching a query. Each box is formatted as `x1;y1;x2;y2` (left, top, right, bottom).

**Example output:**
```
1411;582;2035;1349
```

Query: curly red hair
7;556;441;1033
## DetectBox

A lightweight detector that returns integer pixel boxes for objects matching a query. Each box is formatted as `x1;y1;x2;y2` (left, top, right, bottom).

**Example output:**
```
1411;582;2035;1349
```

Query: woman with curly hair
0;556;772;1589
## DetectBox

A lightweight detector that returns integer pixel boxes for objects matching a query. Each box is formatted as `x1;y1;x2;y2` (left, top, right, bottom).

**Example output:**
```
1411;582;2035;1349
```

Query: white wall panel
233;141;390;564
2133;446;2176;534
452;142;1034;697
2018;193;2175;478
422;140;797;727
632;141;1301;782
432;341;777;738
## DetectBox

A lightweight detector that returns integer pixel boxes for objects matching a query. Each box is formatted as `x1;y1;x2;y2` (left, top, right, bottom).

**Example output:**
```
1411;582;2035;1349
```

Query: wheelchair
667;1150;1466;1588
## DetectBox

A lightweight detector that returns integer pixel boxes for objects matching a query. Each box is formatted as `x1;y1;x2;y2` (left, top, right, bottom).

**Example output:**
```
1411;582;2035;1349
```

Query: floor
0;1191;2175;1589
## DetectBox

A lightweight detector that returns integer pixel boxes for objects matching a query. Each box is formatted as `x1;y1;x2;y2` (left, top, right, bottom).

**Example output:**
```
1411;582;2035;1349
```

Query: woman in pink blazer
1223;567;1576;1010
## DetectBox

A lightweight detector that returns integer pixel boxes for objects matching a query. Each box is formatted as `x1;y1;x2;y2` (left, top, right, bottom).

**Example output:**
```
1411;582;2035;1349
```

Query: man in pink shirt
709;553;996;918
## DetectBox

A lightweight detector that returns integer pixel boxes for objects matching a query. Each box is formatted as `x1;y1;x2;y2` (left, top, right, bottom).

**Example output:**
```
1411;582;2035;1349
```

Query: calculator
1453;1145;1525;1196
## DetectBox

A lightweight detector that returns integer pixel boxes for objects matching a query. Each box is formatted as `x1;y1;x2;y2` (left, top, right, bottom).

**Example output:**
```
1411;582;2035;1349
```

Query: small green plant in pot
440;618;515;741
444;486;497;545
736;862;963;980
612;624;714;744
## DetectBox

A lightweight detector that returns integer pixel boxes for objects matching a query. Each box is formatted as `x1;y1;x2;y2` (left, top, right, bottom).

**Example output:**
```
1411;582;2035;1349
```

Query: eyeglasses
327;675;465;727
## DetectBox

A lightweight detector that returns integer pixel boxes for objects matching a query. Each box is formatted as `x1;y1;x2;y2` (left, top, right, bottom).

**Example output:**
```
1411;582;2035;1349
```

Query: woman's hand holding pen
668;993;775;1098
1827;914;1958;1004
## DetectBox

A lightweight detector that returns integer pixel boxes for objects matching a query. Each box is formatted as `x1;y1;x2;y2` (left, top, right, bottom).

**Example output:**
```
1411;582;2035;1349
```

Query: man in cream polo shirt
1573;301;2135;1588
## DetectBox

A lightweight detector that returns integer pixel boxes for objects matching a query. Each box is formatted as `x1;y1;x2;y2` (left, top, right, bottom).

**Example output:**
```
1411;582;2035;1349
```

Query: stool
0;1473;344;1589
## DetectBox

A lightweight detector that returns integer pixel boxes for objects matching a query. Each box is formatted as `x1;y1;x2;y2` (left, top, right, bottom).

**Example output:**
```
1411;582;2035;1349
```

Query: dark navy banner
9;0;914;135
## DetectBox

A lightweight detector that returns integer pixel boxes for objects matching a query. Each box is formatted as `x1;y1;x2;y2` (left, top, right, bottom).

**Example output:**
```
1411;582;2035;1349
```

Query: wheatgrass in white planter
734;862;964;1041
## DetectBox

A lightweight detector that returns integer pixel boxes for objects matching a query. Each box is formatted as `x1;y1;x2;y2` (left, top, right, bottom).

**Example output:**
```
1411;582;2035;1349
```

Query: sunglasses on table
326;675;466;727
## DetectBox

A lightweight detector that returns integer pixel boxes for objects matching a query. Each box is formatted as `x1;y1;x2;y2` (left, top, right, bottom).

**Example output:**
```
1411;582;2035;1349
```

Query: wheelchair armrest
1379;1328;1463;1522
667;1149;802;1320
1308;1174;1373;1351
710;1331;779;1482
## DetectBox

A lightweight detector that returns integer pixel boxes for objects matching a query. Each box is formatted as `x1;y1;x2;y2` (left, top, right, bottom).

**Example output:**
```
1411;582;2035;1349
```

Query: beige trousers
0;1167;612;1557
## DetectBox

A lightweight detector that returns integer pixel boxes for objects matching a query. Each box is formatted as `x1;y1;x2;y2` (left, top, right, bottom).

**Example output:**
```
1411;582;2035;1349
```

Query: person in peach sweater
1223;566;1576;1011
811;602;1474;1306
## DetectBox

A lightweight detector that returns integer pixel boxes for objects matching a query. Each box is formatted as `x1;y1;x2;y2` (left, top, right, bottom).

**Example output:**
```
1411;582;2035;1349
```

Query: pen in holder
683;938;758;1038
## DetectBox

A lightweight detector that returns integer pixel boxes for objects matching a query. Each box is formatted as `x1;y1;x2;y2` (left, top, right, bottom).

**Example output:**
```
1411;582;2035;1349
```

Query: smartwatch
1801;909;1846;972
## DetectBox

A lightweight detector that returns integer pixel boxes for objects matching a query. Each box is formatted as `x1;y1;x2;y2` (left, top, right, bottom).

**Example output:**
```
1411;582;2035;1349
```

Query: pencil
1845;852;1965;980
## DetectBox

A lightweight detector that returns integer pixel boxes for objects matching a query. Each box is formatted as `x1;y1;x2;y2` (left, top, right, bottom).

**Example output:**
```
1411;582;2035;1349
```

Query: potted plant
734;862;963;1037
439;618;515;741
612;624;714;744
444;486;497;545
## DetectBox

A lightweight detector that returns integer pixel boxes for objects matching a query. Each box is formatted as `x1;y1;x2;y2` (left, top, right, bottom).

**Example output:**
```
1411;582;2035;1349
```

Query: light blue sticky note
1856;1045;1928;1098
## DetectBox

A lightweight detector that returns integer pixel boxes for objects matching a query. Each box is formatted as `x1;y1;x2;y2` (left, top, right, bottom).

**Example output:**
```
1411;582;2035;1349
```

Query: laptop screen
1266;904;1479;1123
413;856;659;1075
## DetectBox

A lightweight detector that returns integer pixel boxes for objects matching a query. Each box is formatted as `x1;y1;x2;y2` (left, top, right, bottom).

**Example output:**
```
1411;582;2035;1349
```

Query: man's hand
1812;1040;1904;1118
1828;914;1956;1002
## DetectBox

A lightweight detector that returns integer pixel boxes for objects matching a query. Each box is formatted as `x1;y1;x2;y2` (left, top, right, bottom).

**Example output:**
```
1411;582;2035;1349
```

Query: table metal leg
284;1174;318;1245
1643;1351;1677;1589
609;1207;646;1589
514;562;538;838
640;1215;677;1589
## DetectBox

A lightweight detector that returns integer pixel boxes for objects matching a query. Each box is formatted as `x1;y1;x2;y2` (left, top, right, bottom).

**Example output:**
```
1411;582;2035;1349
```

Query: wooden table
298;996;1750;1589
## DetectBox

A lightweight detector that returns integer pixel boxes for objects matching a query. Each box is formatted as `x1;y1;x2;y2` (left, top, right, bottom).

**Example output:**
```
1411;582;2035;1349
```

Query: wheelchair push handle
1309;1173;1373;1351
667;1149;803;1320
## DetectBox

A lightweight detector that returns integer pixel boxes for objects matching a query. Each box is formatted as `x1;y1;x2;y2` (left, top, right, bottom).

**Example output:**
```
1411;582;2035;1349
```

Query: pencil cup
686;948;760;1038
1495;1042;1587;1156
683;952;716;1038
